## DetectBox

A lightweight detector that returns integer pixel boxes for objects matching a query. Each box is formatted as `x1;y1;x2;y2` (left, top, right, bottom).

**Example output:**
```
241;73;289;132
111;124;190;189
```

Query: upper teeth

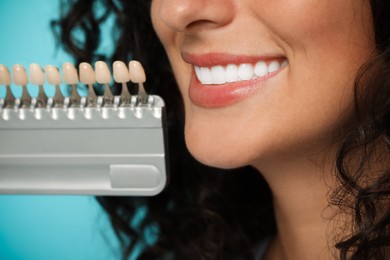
194;60;287;85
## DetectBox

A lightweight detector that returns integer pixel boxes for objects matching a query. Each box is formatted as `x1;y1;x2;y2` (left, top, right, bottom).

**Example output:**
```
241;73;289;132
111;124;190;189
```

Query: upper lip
181;52;285;67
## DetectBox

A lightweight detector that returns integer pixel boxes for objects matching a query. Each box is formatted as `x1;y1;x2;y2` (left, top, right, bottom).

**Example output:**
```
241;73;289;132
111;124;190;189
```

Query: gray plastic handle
0;95;168;196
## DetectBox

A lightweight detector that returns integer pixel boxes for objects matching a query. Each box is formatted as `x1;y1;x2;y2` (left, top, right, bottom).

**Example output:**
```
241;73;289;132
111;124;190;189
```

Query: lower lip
188;68;284;108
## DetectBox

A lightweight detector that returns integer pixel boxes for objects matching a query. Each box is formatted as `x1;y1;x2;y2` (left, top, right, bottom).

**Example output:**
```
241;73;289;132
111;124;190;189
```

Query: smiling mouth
194;59;288;85
182;52;288;108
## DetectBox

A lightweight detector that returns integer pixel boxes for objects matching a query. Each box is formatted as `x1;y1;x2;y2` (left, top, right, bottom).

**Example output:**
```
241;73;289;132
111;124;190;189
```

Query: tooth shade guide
129;60;148;104
28;64;48;108
94;61;114;106
61;62;81;107
0;65;15;108
44;65;64;107
79;62;97;107
0;61;153;109
113;61;132;106
12;64;32;108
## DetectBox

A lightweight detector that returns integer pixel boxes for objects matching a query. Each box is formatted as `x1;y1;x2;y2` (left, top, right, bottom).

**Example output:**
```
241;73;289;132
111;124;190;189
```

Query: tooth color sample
62;62;79;85
113;61;130;83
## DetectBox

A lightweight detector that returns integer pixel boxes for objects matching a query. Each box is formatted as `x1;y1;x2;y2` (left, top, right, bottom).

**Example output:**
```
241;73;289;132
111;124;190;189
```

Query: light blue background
0;1;122;259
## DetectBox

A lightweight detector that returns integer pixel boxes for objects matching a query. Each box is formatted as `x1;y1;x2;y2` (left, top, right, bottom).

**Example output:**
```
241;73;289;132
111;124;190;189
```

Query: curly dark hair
52;0;389;259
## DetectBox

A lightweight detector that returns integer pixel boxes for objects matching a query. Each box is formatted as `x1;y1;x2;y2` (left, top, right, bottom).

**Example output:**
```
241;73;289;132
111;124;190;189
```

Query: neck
254;151;338;260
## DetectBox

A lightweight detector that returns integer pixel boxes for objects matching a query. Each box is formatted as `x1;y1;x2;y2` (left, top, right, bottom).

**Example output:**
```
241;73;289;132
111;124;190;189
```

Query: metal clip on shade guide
12;64;31;108
129;60;148;105
113;61;132;106
62;62;81;107
0;65;15;108
29;64;47;108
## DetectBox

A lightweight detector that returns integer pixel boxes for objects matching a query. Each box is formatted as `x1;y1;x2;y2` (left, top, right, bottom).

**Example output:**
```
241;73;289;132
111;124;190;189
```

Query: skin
151;0;374;259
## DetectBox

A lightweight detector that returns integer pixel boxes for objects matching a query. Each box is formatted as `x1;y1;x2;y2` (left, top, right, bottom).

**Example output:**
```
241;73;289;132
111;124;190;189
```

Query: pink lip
183;52;286;108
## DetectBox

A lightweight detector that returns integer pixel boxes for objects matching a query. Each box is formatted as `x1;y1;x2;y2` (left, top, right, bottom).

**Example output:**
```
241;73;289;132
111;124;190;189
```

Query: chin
187;146;247;169
184;128;256;170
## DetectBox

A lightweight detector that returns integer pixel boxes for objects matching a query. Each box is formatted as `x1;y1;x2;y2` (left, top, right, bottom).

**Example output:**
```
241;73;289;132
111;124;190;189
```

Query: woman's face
151;0;374;170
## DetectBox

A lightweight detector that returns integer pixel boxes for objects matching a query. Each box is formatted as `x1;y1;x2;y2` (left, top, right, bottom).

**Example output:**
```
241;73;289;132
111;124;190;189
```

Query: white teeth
268;60;281;73
195;67;212;84
211;65;225;84
254;61;268;77
238;63;254;81
225;64;238;82
194;59;287;85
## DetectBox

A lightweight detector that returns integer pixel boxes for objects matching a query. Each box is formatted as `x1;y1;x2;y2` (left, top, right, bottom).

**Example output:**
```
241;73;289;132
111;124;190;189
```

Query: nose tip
158;0;235;32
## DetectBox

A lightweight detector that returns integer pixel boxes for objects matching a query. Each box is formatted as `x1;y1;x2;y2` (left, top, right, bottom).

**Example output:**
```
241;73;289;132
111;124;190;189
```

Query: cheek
260;1;372;54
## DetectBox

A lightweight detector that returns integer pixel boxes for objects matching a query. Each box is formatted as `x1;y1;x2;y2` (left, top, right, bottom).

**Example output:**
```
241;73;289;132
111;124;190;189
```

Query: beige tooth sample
0;64;15;108
29;63;47;107
95;61;114;106
113;61;131;106
113;61;130;83
12;64;31;108
12;64;28;85
62;62;79;84
45;65;64;107
129;60;148;104
79;62;95;84
79;62;97;106
45;65;62;85
62;62;81;107
29;64;45;85
129;60;146;83
95;61;112;84
0;64;12;85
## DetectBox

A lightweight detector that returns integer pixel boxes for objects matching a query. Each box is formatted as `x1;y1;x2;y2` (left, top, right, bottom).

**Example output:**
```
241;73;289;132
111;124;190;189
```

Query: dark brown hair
52;0;389;259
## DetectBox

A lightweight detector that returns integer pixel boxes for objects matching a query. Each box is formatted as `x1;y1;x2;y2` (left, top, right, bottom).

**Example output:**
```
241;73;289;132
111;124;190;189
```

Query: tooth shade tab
113;61;130;83
95;61;112;84
12;64;28;86
79;62;96;85
0;61;156;109
129;60;146;83
194;58;287;85
45;65;62;85
62;62;79;85
29;63;45;85
0;65;12;85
